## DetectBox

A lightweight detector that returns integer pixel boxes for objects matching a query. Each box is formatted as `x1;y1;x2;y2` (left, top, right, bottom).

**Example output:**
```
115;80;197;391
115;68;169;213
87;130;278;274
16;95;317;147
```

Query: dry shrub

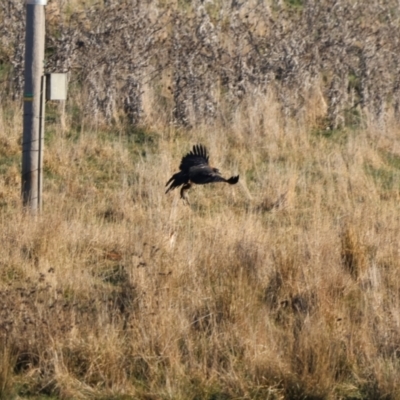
2;0;400;129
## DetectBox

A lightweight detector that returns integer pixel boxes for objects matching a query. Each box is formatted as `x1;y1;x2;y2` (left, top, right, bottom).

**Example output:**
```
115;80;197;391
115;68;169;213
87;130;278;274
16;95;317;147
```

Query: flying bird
165;144;239;200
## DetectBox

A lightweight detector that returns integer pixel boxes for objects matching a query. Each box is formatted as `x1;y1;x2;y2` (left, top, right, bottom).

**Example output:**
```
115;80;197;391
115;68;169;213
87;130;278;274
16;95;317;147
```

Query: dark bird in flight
165;144;239;200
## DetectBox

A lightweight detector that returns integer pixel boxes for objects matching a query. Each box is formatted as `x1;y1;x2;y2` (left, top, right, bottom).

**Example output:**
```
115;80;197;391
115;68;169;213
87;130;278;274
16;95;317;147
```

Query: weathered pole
38;74;46;211
22;0;47;212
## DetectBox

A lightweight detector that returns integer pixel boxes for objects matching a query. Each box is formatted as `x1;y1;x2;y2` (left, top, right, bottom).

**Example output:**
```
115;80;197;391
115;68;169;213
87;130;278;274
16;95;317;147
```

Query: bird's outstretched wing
192;171;239;184
179;144;210;171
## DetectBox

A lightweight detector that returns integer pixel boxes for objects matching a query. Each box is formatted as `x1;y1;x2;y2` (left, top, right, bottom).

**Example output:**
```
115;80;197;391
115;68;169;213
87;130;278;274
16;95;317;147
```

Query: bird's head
212;168;221;174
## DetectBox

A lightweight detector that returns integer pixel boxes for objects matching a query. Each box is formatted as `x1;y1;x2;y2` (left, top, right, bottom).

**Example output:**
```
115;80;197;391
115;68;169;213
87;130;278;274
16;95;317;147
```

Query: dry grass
2;0;400;398
2;87;400;399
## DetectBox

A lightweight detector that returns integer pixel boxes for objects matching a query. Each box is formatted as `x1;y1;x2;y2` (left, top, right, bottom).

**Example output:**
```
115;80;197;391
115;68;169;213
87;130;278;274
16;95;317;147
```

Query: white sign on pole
46;74;68;101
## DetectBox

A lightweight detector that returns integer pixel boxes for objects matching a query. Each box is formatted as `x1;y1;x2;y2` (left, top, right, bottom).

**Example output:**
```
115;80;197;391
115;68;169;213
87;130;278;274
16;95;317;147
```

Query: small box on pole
46;73;68;100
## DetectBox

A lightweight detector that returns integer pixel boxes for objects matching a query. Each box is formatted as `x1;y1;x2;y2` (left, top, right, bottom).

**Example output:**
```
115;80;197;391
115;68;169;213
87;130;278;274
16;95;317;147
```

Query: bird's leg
180;183;192;205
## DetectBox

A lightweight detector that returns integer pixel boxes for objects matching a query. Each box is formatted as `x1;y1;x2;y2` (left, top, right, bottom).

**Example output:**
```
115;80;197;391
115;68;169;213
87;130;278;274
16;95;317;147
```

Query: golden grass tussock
2;84;400;399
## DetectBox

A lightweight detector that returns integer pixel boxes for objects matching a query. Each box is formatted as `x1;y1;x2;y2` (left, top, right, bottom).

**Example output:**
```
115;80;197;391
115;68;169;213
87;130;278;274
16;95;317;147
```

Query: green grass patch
0;153;19;173
364;164;400;191
285;0;304;8
382;150;400;170
311;123;347;142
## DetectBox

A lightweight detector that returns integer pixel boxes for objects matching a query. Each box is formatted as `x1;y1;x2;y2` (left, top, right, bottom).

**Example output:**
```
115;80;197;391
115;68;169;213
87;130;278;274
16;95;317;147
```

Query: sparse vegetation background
1;0;400;398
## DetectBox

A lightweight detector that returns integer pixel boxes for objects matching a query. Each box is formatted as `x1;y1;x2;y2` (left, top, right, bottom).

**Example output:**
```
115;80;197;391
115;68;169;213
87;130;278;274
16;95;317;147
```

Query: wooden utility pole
22;0;47;212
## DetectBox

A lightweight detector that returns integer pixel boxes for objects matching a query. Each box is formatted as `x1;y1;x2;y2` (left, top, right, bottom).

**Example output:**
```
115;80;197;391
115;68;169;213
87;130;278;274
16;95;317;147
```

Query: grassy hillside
2;91;400;399
2;0;400;399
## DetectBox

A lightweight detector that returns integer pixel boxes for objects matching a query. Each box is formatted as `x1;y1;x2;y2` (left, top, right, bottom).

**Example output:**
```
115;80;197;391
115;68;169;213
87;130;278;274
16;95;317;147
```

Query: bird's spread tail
226;175;239;185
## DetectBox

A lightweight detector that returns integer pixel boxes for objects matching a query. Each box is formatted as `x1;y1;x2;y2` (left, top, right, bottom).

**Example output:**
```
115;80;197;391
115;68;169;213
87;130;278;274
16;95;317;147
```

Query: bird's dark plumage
166;144;239;199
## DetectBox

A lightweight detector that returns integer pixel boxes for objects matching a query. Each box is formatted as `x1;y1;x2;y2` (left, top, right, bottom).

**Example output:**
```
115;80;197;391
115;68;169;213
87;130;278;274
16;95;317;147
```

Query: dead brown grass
2;85;400;399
